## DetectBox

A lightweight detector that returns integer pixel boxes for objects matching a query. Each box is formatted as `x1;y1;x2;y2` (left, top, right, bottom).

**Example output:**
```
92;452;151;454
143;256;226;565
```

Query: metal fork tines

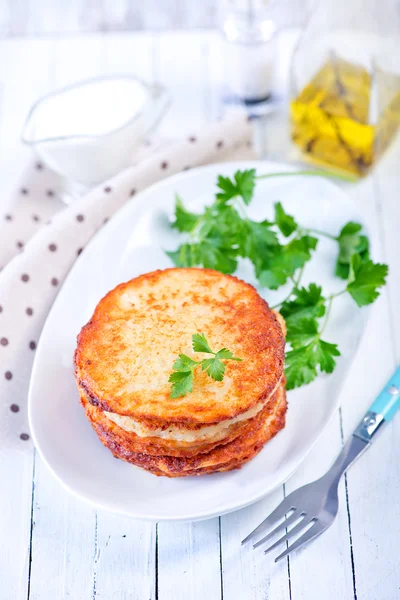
242;493;329;562
242;435;368;562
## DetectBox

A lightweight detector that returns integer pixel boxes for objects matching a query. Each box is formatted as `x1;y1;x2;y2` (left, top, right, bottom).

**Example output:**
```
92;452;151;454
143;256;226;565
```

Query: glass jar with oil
290;0;400;177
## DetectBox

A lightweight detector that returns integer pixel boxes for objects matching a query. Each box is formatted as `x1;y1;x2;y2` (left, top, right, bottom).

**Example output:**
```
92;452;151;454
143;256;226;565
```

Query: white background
0;29;399;600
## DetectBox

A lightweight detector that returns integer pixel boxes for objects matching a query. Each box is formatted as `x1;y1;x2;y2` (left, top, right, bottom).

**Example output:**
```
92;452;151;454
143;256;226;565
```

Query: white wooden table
1;31;399;600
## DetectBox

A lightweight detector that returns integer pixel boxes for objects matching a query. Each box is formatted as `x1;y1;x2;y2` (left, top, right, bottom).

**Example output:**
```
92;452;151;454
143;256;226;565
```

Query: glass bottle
290;0;400;177
220;0;277;112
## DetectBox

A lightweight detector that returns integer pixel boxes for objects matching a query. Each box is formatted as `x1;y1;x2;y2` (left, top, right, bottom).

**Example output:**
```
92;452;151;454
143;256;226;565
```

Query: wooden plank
157;519;222;600
27;456;97;600
0;451;34;600
94;515;156;600
282;415;356;600
153;31;211;137
221;489;291;600
0;39;56;200
337;166;400;599
0;38;55;600
0;0;311;36
51;35;107;89
100;32;155;80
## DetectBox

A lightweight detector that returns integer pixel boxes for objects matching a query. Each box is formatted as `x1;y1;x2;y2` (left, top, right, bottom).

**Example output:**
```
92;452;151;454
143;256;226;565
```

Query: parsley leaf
165;244;199;268
274;202;298;237
315;340;340;374
196;241;238;273
336;221;370;279
286;318;319;349
241;219;278;268
280;284;326;326
347;254;389;306
258;235;318;289
169;334;242;397
172;195;201;233
201;357;226;381
215;348;242;360
285;337;340;390
167;240;238;273
172;354;198;371
192;333;213;353
169;370;194;398
216;169;256;205
285;344;318;389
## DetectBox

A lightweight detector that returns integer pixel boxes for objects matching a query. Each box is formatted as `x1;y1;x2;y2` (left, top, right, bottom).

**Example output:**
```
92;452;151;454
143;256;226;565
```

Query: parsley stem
306;228;337;241
256;170;357;183
270;286;296;309
234;196;249;221
328;289;347;300
319;296;334;336
189;214;208;243
294;265;305;288
318;288;347;337
271;266;305;310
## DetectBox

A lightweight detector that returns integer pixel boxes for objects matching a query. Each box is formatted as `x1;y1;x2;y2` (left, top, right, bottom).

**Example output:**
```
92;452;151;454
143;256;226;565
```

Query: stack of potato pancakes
74;268;287;477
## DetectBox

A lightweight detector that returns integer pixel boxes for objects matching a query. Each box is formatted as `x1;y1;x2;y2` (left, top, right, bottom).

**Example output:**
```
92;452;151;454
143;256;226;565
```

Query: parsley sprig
166;169;388;391
169;334;242;398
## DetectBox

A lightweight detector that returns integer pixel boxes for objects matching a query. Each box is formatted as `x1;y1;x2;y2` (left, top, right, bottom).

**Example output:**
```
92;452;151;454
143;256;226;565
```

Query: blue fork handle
354;366;400;443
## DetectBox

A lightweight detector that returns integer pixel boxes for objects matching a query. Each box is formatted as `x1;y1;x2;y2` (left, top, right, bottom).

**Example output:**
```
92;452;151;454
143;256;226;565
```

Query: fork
242;366;400;562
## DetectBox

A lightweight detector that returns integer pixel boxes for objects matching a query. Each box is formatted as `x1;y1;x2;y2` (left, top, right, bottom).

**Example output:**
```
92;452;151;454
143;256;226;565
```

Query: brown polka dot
26;307;33;316
20;433;30;441
1;337;8;346
77;247;83;256
161;161;168;169
0;305;3;313
76;214;84;222
48;243;57;252
21;274;29;282
103;217;109;224
46;189;55;197
216;140;224;149
32;214;40;222
10;404;19;413
29;341;36;350
5;371;12;380
5;214;12;221
36;162;44;170
104;186;112;193
20;188;28;195
51;277;58;286
129;189;136;197
183;166;191;171
16;241;24;249
189;136;197;142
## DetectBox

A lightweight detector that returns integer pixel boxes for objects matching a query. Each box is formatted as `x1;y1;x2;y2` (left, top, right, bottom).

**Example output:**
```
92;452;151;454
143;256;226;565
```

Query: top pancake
74;268;285;425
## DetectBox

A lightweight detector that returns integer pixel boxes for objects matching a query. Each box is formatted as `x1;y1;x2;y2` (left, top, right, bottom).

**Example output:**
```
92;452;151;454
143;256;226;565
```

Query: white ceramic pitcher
22;76;169;186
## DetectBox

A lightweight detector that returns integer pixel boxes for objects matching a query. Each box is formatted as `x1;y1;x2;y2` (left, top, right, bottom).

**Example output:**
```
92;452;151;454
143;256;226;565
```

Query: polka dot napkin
0;113;254;451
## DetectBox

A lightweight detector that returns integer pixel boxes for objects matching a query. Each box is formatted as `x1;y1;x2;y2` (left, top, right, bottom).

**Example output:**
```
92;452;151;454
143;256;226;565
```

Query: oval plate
28;161;367;522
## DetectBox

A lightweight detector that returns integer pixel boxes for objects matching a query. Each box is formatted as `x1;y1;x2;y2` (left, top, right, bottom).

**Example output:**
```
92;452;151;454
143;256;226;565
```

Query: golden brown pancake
82;384;287;477
75;268;285;426
80;381;283;458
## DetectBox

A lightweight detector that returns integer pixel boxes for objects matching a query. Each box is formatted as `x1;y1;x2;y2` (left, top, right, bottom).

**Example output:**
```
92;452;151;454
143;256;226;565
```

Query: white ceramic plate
28;161;367;522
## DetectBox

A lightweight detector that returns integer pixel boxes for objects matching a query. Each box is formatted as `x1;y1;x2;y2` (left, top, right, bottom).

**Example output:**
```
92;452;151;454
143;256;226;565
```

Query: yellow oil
290;56;400;176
